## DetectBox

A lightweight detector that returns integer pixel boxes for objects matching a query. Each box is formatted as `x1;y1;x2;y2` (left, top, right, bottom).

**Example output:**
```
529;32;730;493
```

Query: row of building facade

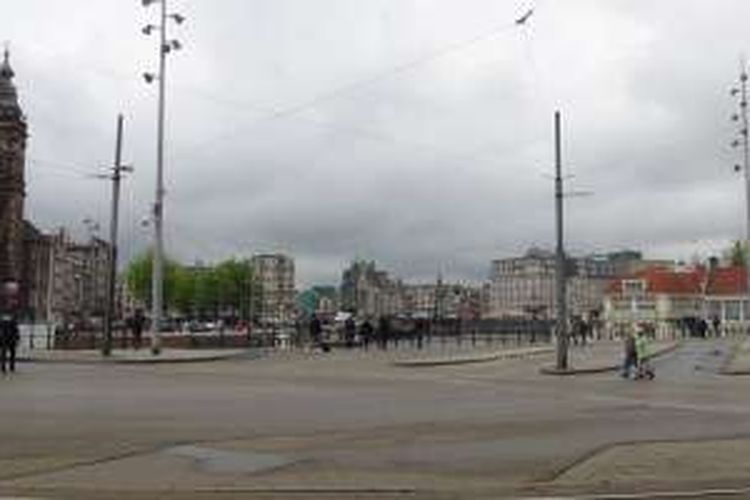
304;250;661;324
3;48;748;337
300;250;750;340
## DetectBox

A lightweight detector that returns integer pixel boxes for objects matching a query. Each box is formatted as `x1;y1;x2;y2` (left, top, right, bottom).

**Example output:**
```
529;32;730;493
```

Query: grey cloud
6;0;750;288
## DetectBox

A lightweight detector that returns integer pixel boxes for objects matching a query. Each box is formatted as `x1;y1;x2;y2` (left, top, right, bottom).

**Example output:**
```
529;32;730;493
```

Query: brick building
0;50;27;286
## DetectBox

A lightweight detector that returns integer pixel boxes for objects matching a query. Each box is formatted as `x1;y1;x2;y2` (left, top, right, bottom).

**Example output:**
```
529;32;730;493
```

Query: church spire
0;43;14;80
0;45;21;120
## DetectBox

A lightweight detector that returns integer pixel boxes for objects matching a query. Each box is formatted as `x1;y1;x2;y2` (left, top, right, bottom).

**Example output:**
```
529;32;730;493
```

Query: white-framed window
622;279;645;296
725;300;742;321
637;300;656;311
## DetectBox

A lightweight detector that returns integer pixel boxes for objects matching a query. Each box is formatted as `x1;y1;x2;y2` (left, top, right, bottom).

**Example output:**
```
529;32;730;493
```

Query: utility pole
103;114;132;356
142;0;184;355
554;110;569;371
731;59;750;329
45;234;56;349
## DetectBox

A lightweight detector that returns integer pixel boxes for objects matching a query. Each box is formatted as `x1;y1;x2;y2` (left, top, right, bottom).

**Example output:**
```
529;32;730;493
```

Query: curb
539;342;681;376
17;349;255;365
391;346;554;367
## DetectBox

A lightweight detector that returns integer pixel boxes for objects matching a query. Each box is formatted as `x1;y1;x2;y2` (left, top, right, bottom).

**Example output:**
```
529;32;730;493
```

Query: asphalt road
653;337;732;381
0;339;748;499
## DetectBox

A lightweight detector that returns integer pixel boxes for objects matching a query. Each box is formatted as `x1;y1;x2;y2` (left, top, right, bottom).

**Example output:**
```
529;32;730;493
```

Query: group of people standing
308;314;428;352
621;326;654;380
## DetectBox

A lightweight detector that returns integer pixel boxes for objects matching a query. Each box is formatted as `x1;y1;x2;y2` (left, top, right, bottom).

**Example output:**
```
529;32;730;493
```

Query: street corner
392;346;554;368
538;437;750;497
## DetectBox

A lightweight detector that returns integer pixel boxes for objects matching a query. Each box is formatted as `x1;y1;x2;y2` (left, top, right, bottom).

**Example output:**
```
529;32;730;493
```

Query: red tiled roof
607;267;702;295
607;265;748;296
643;268;703;294
706;266;747;295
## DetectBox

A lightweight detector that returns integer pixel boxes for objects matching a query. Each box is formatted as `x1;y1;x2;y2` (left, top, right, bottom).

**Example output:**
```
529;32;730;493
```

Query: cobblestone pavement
0;338;748;499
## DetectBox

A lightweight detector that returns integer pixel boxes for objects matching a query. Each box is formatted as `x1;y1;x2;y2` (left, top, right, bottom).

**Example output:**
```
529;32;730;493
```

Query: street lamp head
142;24;157;35
170;13;186;24
162;40;181;54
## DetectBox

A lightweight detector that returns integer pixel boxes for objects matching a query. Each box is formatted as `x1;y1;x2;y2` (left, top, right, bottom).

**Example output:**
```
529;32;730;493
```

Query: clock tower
0;48;27;284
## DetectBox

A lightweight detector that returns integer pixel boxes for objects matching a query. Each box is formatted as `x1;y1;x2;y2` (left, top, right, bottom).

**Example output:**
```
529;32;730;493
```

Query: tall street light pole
142;0;184;355
554;110;569;371
731;60;750;329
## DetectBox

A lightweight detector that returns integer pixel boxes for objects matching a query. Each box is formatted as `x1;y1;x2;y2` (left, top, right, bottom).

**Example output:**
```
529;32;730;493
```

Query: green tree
725;241;748;267
124;250;182;311
215;259;252;318
172;266;197;316
191;266;218;319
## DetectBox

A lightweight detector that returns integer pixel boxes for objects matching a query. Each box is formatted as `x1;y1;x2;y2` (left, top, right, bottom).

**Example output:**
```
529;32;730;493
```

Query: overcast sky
3;0;749;287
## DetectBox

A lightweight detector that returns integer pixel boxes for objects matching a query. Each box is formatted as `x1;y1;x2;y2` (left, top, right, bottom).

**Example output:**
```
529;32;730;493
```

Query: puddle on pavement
163;445;293;474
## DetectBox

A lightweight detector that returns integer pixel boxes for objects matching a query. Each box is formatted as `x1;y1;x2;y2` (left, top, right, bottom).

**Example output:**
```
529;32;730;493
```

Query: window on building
707;301;721;319
622;279;645;296
725;300;741;321
637;301;656;311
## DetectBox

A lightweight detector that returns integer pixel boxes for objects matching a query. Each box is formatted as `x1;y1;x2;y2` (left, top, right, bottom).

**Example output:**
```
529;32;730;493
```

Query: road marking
583;394;750;416
522;485;750;499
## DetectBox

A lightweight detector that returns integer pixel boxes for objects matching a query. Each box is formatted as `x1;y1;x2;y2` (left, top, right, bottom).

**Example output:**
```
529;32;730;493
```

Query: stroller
635;360;655;380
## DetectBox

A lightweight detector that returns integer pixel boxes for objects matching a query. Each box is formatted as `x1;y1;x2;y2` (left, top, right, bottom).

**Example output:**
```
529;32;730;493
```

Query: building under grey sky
2;1;749;287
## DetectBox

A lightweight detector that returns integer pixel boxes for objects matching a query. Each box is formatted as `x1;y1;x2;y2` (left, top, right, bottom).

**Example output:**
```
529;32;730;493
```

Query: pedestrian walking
131;309;145;350
360;318;373;351
377;316;390;351
712;315;721;337
635;327;654;380
344;316;356;348
309;313;322;350
415;319;425;350
0;280;20;375
0;312;19;374
621;331;637;379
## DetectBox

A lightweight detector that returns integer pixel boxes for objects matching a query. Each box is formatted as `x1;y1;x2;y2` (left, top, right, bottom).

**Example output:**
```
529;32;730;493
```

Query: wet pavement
0;338;748;499
652;338;732;381
162;445;293;474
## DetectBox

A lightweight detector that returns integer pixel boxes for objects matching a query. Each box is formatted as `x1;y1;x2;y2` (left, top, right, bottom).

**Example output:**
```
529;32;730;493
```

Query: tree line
125;251;262;321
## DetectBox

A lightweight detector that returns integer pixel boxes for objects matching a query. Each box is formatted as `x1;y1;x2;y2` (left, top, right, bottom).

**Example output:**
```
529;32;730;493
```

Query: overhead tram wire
174;98;516;170
22;15;529;173
27;157;108;179
172;18;522;161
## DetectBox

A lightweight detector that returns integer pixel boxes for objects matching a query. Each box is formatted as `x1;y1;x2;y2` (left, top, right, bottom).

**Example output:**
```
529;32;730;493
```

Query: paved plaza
1;339;749;499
